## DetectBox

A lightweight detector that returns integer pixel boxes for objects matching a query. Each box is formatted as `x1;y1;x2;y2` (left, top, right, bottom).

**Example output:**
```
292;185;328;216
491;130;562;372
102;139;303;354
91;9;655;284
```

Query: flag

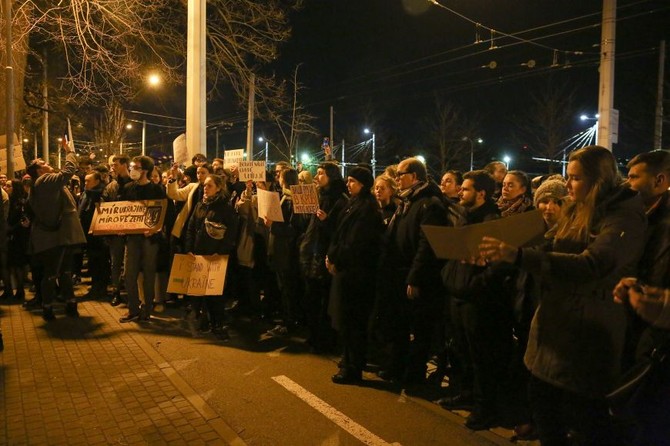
62;118;75;152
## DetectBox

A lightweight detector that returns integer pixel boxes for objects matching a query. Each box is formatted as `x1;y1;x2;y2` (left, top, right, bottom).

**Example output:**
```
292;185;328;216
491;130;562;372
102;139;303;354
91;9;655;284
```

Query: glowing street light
363;128;376;176
503;155;512;169
301;153;311;163
258;137;269;165
126;123;133;130
147;72;161;87
416;155;426;164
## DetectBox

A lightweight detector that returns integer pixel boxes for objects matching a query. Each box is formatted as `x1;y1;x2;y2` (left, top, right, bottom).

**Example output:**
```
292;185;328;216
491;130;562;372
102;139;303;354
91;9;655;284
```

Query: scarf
497;194;533;218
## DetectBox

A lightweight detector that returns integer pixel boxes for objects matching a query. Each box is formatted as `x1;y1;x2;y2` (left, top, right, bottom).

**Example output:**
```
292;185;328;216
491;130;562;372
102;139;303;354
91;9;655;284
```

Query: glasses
395;171;412;179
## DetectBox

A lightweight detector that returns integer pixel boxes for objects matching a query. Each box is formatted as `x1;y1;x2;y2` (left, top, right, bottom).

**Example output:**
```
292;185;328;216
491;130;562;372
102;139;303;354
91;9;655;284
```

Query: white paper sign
173;133;187;165
256;188;284;222
238;161;266;182
224;149;245;169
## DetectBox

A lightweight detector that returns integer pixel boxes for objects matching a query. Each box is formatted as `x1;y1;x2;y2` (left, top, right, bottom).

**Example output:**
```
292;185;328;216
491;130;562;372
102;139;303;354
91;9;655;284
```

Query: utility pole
654;40;666;151
4;0;15;177
186;0;206;162
341;139;345;177
42;48;49;161
246;74;255;161
597;0;616;150
329;106;334;149
141;119;146;155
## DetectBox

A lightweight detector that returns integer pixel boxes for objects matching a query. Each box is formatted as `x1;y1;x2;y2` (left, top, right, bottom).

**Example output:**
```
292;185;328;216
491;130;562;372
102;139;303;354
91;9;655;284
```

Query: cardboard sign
224;149;244;169
89;199;167;235
422;210;545;260
173;133;187;166
167;254;229;296
290;184;319;214
256;188;284;222
238;161;266;182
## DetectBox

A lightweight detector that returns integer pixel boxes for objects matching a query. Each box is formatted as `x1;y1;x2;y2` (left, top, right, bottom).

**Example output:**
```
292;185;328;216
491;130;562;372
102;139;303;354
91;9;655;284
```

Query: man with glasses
378;157;448;386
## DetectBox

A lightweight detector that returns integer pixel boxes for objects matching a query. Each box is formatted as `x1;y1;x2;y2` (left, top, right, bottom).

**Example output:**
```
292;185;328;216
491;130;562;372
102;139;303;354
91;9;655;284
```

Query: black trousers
34;246;76;306
529;375;616;446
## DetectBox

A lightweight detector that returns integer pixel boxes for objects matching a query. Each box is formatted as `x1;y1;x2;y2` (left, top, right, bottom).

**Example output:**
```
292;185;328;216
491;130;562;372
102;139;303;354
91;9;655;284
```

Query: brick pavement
0;298;246;446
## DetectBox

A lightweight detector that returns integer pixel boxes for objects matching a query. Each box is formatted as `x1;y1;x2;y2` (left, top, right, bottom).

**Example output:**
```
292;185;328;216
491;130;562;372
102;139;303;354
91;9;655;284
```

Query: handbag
607;338;668;418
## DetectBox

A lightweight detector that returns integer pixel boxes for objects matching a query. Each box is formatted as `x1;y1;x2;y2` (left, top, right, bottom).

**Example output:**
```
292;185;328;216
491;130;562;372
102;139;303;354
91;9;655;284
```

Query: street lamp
147;72;161;88
462;137;483;171
503;155;512;170
364;128;376;176
258;137;269;165
416;155;426;164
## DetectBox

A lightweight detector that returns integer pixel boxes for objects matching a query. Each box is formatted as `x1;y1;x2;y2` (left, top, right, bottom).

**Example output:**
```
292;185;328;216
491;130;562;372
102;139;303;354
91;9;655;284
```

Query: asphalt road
130;306;518;446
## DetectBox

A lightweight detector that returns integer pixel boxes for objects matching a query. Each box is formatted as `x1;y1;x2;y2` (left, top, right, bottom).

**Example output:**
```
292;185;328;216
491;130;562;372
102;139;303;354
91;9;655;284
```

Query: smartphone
322;137;330;148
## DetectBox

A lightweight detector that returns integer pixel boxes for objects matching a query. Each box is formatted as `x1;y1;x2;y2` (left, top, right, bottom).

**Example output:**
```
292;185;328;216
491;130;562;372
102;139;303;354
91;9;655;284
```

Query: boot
65;301;79;318
42;305;56;321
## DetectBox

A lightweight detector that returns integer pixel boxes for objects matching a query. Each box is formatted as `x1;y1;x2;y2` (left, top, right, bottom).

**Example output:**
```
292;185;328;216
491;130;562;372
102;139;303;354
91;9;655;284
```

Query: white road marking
272;375;402;446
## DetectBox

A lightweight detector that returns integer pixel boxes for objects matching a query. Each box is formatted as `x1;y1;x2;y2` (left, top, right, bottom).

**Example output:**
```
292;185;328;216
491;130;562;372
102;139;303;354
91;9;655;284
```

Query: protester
439;170;463;203
119;156;166;322
78;171;108;299
497;170;533;217
26;148;87;321
479;146;646;444
483;161;507;201
374;175;398;226
184;174;239;339
299;163;348;353
377;157;448;385
610;149;670;445
5;179;30;301
327;167;383;384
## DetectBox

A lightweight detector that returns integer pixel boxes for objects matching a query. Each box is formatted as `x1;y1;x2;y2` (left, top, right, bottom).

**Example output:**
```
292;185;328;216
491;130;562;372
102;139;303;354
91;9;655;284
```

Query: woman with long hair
184;174;239;339
498;170;533;217
299;162;348;353
479;146;646;444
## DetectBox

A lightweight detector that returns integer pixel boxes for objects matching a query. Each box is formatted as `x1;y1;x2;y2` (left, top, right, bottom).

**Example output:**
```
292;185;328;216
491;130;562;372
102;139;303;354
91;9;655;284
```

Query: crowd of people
1;144;669;445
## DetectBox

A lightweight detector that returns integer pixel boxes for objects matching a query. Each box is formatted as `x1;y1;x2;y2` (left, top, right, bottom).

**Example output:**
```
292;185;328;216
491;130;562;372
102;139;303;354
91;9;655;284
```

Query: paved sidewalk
0;298;245;446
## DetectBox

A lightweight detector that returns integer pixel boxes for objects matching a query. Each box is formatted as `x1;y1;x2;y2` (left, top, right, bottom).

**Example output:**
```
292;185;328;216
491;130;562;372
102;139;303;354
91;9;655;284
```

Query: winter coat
29;151;87;254
184;194;239;256
327;192;384;330
299;183;348;280
7;196;29;266
521;186;646;397
383;180;448;288
167;181;199;239
268;188;307;271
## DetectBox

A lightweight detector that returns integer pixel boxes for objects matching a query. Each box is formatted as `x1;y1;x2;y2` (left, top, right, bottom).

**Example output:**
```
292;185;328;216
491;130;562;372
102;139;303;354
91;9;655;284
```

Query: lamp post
462;137;483;171
258;136;269;165
364;128;376;175
503;155;512;170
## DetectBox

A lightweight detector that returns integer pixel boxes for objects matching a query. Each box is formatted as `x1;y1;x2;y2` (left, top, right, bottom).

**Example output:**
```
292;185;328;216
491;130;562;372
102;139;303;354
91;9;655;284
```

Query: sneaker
153;303;165;313
119;312;140;323
266;324;288;337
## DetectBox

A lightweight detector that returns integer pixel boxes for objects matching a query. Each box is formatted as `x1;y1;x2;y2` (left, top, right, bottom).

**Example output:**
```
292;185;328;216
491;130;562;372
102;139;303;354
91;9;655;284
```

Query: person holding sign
184;174;239;338
299;163;349;353
119;156;167;323
327;167;383;384
478;146;646;445
265;168;308;337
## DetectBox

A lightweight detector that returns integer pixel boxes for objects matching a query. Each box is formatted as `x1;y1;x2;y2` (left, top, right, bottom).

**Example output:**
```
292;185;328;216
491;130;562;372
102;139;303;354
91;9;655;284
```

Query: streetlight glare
147;73;161;87
364;128;371;135
258;136;264;142
477;138;484;144
126;123;133;130
301;153;311;163
503;155;511;163
580;114;588;121
416;155;426;164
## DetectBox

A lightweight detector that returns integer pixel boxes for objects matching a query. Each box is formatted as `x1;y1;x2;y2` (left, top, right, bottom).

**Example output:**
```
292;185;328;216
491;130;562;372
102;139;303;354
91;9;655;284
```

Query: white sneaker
267;325;288;337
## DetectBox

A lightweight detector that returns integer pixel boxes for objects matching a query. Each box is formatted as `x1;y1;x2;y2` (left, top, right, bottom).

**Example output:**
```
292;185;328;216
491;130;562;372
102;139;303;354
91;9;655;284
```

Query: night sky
245;0;670;174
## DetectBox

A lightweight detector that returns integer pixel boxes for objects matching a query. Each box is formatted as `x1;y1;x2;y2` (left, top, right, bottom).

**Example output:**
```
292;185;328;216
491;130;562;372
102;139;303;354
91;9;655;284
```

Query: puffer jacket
521;186;646;397
184;194;239;256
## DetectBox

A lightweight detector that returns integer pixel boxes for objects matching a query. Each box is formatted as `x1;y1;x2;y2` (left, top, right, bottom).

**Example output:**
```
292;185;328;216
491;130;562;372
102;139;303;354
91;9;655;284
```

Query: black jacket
384;181;448;287
184;195;239;256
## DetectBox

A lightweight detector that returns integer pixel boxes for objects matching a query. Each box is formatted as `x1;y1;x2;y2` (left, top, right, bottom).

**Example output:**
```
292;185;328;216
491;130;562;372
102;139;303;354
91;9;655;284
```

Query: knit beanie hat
347;166;374;190
184;165;198;181
534;178;568;207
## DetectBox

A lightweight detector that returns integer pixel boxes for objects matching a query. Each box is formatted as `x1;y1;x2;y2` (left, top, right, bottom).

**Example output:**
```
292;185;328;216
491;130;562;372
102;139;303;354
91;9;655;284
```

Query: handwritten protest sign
290;184;319;214
89;200;167;235
167;254;229;296
224;149;245;169
422;210;545;260
256;188;284;222
238;161;266;182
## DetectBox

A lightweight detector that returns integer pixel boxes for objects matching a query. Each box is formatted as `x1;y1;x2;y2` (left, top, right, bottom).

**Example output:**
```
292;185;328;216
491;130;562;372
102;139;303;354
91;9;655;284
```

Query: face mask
130;169;142;181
